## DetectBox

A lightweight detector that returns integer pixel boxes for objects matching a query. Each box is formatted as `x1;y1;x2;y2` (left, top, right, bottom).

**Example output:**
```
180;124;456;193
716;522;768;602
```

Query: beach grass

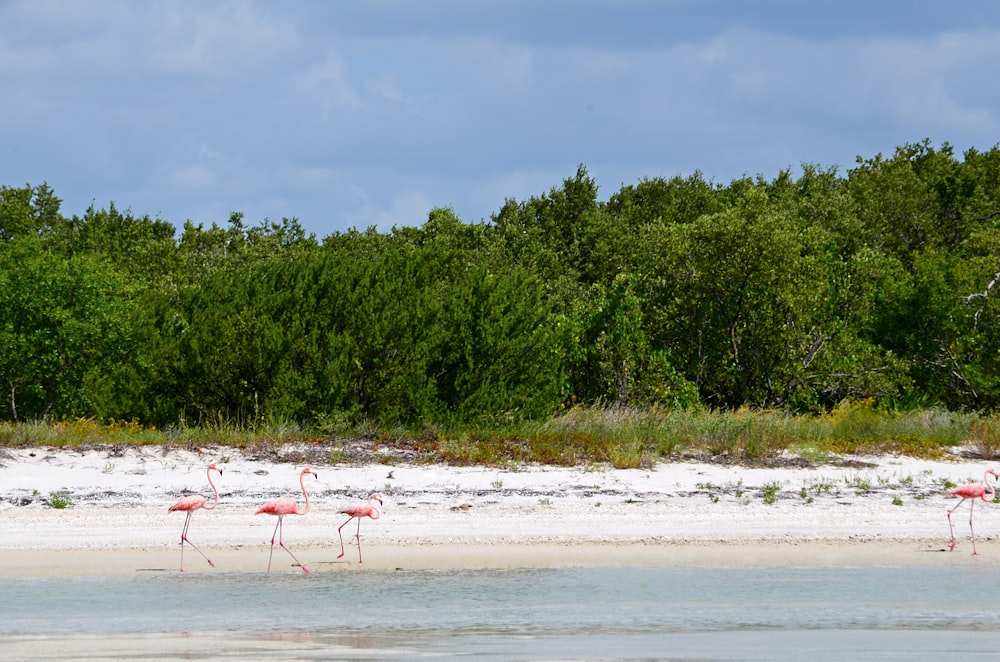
0;400;993;466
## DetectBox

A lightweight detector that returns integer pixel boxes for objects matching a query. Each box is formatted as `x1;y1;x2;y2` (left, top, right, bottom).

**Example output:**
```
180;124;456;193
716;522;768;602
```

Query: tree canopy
3;139;1000;426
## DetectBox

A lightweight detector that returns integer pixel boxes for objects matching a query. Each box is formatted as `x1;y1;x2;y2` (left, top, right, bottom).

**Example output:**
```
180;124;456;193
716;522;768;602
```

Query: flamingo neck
985;473;997;503
370;498;382;520
204;468;221;510
299;474;311;515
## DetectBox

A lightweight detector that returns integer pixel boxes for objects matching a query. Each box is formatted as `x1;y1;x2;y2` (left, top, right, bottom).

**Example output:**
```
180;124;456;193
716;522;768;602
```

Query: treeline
3;139;1000;428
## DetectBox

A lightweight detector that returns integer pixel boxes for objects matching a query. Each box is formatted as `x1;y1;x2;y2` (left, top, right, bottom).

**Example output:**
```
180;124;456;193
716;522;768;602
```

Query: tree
0;237;135;421
50;202;179;285
0;183;63;242
565;275;698;409
492;165;599;309
581;173;722;288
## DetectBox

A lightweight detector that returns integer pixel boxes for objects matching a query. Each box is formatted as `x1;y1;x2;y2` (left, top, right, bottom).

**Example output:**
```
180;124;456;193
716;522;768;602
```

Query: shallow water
2;565;999;660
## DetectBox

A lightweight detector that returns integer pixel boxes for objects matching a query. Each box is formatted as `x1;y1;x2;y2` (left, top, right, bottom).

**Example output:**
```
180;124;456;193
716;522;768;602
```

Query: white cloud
297;54;362;110
3;1;1000;236
150;2;297;77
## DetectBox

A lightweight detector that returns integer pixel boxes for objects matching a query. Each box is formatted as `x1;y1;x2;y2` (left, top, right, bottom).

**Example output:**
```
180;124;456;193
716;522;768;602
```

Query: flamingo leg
337;516;355;559
178;512;192;572
278;538;311;574
265;517;282;575
268;516;310;574
947;497;967;551
179;511;214;570
181;534;214;569
355;518;364;563
969;500;979;556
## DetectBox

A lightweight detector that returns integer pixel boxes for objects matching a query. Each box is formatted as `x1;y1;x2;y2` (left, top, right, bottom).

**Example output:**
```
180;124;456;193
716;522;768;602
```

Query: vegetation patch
1;402;992;469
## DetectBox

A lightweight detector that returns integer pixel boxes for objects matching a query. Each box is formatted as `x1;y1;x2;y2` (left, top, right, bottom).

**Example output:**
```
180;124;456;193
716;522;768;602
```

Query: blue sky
2;1;999;238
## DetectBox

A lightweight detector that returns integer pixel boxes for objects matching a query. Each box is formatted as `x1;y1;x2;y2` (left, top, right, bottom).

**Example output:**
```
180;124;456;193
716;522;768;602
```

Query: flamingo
255;467;317;574
167;462;222;572
947;467;999;555
336;493;383;563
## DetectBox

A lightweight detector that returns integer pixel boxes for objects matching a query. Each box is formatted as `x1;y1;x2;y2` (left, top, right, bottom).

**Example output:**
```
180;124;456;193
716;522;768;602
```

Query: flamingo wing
951;483;986;499
256;497;301;516
339;502;374;518
169;494;207;512
338;504;362;517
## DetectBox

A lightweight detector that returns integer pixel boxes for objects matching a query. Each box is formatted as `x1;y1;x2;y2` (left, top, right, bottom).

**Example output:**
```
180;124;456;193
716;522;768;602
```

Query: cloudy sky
2;1;999;238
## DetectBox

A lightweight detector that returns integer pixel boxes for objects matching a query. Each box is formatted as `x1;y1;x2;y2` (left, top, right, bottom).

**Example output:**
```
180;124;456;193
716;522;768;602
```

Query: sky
2;1;1000;239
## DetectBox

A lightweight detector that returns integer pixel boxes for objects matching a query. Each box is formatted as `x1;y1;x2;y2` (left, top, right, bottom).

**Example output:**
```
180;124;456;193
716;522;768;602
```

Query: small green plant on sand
46;491;73;509
762;481;781;505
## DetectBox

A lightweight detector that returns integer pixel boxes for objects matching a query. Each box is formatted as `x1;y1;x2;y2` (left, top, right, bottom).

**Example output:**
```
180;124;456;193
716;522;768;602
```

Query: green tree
582;172;722;288
427;263;565;423
49;202;179;285
0;237;135;421
565;276;698;409
0;183;63;242
492;165;599;308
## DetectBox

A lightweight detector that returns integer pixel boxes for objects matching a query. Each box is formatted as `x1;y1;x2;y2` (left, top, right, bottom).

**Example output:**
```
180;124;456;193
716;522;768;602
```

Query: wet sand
1;538;993;579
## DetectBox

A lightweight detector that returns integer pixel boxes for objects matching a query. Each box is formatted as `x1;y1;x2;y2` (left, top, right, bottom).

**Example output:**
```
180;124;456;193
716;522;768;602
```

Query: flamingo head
302;467;318;479
989;468;999;480
369;493;383;505
207;462;222;474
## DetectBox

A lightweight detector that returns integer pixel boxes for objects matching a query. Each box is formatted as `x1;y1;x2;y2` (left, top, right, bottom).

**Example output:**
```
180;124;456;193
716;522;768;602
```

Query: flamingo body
255;498;307;517
338;500;380;520
337;493;383;563
256;468;317;574
170;494;209;512
951;483;989;500
168;463;222;572
947;467;999;555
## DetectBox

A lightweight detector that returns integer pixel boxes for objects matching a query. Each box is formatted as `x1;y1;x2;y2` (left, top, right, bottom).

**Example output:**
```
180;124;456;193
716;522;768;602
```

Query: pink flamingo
167;462;222;572
255;467;317;574
947;467;999;555
337;493;383;563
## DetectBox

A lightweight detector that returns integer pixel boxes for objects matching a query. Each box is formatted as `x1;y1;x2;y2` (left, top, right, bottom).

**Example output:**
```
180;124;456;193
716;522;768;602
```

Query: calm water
2;565;999;660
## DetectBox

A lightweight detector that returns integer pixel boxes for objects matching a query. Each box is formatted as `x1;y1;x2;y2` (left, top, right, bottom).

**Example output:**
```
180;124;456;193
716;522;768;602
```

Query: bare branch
961;269;1000;329
962;271;1000;304
800;330;825;370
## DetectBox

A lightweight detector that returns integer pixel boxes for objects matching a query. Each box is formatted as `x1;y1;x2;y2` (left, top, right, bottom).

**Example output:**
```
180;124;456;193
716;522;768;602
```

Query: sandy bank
0;539;991;578
2;445;999;576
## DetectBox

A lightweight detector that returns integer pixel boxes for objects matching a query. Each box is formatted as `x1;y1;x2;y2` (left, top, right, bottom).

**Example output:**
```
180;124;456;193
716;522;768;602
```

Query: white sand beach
2;444;999;576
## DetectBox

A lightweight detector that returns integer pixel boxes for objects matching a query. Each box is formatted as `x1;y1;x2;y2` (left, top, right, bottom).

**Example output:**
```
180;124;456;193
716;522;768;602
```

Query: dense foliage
3;139;1000;428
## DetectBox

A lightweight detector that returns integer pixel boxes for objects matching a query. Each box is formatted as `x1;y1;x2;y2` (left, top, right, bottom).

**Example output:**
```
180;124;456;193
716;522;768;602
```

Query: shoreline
3;445;1000;576
0;539;989;578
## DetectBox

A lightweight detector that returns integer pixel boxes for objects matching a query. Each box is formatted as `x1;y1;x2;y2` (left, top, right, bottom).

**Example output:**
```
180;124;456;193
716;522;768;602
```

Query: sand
2;444;999;576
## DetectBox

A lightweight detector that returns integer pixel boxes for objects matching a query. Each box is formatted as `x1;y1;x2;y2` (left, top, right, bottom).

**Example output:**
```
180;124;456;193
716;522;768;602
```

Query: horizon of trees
3;138;1000;428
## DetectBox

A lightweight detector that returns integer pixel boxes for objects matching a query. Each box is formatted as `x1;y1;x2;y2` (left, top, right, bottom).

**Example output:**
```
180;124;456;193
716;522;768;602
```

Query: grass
967;415;1000;460
0;399;991;468
0;417;315;450
761;481;781;505
45;491;73;509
